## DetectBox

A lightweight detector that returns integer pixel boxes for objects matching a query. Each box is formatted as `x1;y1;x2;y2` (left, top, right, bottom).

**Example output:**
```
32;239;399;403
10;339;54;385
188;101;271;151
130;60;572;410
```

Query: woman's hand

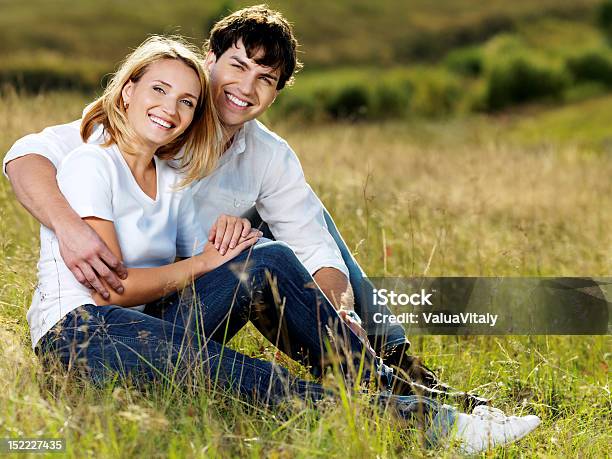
200;228;261;273
208;214;255;255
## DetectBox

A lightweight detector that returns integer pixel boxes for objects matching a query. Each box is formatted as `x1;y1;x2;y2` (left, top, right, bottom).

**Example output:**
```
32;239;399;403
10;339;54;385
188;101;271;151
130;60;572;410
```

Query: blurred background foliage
2;0;612;121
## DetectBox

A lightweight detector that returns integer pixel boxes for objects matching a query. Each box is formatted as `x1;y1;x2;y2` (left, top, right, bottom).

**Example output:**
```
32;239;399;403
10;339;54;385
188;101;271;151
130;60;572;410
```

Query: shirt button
233;199;240;207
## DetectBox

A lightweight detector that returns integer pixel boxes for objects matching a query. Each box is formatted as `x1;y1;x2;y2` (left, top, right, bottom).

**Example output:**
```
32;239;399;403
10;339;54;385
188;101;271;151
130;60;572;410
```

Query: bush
0;52;108;93
445;46;484;77
324;83;371;120
484;56;569;110
410;69;463;116
566;50;612;86
597;0;612;39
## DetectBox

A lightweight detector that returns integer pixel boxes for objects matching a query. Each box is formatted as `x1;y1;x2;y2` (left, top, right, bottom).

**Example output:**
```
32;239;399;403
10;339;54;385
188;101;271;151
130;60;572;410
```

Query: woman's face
121;59;201;152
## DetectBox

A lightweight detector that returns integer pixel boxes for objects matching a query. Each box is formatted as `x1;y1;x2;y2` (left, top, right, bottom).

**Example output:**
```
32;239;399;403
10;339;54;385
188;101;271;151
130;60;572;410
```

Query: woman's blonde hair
81;35;223;187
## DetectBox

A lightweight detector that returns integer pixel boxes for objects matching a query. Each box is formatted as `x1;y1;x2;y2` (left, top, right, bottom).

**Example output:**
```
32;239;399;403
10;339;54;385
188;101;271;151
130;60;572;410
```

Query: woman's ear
121;81;134;110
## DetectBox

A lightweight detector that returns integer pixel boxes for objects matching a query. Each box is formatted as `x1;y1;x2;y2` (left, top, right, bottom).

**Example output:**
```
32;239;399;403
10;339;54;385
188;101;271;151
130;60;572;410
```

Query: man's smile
225;92;251;109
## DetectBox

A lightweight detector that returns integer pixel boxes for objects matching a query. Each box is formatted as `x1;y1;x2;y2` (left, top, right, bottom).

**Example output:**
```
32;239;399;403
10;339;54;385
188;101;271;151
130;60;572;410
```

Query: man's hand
208;214;255;255
6;155;127;299
55;218;127;299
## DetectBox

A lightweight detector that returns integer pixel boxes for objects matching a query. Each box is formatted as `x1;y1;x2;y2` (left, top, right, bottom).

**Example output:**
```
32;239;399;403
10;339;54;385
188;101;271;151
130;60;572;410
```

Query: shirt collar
225;122;248;156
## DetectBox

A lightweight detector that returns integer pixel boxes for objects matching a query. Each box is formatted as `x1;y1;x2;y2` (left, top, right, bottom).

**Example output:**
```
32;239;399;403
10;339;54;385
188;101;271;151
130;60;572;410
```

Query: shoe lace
472;406;508;423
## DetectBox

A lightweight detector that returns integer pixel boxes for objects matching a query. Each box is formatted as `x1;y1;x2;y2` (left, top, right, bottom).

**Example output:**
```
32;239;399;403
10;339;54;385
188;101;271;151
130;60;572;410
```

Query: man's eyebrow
153;80;198;99
230;56;278;81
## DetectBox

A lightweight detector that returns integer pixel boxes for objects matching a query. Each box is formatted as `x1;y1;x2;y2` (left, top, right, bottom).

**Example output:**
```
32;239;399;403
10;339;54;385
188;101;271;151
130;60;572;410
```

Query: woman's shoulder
58;143;118;184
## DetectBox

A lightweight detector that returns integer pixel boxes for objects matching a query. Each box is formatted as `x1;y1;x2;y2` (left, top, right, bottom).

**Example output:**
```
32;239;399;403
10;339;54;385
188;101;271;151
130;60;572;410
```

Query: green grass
0;90;610;457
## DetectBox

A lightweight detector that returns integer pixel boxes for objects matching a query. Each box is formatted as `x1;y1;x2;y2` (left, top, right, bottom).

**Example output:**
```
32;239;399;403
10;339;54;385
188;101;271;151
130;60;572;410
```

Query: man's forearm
5;154;80;231
313;267;354;310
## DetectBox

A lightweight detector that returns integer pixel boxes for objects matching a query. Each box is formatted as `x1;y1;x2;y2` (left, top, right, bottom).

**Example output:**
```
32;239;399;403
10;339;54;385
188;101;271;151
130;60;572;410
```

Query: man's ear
121;81;134;109
204;51;217;73
269;90;279;107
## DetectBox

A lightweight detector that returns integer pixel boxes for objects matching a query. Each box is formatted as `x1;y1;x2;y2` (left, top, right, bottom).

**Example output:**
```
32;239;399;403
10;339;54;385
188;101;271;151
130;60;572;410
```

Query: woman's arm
85;217;258;307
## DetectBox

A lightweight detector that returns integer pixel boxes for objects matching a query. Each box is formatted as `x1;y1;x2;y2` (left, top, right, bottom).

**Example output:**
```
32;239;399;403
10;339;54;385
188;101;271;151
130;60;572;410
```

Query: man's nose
237;73;256;96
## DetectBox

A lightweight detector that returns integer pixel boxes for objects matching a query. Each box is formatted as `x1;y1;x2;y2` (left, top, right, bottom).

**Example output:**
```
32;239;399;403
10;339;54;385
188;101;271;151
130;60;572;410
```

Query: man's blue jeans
36;241;455;444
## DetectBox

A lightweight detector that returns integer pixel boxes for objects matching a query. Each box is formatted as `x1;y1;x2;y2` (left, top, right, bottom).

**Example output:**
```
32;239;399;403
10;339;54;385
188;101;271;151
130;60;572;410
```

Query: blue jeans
244;207;409;355
36;241;455;444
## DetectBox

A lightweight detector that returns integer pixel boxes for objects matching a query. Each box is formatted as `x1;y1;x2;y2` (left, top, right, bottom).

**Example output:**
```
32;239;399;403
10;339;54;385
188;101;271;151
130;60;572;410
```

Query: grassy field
0;90;610;457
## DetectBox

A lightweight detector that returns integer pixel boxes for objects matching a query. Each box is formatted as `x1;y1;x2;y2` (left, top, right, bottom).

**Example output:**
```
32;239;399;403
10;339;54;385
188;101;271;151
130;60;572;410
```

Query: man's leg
242;207;489;409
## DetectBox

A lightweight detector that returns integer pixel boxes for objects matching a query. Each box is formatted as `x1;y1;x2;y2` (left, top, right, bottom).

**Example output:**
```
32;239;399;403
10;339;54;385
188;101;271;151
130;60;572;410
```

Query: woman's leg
147;241;397;389
37;304;462;448
243;205;409;356
37;304;329;406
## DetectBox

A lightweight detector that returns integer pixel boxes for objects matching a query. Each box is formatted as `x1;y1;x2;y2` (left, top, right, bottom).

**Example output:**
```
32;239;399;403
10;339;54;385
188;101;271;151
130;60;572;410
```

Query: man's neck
221;122;245;154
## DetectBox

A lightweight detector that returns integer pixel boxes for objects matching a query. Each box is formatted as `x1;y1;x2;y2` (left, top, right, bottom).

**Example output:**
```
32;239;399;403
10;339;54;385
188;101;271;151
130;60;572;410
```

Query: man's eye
153;86;166;94
231;64;244;70
260;77;273;86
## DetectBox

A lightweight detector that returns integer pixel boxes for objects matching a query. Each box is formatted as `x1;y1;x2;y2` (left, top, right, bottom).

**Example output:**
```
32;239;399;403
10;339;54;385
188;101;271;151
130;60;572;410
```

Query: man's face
206;39;280;137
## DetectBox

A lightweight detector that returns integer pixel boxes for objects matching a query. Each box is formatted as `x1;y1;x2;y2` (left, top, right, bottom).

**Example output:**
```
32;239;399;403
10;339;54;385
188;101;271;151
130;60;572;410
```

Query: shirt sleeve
176;185;206;257
256;142;349;278
56;147;114;221
3;119;84;177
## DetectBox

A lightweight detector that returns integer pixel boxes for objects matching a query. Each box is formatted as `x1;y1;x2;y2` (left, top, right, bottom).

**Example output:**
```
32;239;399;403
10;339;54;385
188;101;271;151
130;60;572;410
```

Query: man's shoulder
244;120;291;155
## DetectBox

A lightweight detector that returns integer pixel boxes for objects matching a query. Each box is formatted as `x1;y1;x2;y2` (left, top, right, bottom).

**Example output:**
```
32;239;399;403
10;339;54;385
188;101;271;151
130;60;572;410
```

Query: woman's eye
181;99;194;107
153;86;165;94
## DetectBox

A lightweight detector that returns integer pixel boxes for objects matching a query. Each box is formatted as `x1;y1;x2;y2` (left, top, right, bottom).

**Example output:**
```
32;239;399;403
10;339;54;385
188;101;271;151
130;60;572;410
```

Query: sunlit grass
0;90;610;457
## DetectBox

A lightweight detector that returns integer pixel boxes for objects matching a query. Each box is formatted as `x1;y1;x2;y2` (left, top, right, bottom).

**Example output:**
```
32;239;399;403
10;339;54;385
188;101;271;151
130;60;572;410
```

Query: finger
80;263;109;299
70;265;92;290
229;222;244;250
214;217;228;249
219;219;236;255
208;221;217;242
99;246;128;281
240;218;252;238
239;229;262;242
91;257;125;294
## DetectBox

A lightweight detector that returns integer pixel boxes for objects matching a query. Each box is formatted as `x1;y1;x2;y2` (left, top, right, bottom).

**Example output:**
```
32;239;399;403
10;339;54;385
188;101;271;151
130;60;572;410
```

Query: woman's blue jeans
245;206;410;355
36;241;455;445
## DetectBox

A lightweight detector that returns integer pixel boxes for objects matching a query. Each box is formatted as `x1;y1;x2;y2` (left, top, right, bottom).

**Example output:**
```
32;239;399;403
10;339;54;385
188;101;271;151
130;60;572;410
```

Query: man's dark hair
206;4;302;90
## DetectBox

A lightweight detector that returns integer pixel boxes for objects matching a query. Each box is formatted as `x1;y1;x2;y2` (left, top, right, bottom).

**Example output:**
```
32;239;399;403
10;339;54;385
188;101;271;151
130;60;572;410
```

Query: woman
30;36;539;454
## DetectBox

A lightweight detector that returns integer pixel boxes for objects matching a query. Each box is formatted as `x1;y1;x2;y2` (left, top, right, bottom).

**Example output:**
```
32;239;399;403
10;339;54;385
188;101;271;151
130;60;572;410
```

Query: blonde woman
31;36;261;381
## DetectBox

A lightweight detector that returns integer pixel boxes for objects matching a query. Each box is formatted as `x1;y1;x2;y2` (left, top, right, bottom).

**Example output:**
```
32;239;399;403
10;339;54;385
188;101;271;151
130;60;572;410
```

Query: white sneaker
452;405;541;454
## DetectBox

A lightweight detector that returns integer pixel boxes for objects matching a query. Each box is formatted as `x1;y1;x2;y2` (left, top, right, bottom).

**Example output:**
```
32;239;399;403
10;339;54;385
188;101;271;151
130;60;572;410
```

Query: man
4;5;468;404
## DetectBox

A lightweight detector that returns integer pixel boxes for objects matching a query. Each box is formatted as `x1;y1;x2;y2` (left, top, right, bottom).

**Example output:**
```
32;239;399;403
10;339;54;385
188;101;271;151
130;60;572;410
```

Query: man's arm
255;140;353;311
313;267;354;310
5;155;126;298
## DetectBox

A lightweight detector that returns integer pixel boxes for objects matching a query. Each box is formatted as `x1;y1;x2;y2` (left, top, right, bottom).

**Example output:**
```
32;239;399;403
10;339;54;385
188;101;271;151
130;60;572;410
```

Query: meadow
0;89;610;457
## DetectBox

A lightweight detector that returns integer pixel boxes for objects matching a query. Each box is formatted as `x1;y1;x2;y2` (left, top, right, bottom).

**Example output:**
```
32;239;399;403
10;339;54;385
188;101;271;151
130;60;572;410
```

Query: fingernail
215;244;220;249
117;287;124;294
103;293;110;299
230;243;235;249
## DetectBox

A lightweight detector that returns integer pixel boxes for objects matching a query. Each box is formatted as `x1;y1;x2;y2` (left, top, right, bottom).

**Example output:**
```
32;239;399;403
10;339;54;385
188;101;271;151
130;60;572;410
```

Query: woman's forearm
93;256;207;307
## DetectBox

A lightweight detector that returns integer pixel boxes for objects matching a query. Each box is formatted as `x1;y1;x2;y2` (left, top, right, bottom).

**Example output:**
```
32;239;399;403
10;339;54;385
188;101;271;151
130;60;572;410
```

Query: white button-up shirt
3;118;348;278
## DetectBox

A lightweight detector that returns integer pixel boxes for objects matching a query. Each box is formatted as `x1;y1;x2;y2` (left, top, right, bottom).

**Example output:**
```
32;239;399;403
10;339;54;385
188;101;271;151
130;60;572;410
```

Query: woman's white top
27;134;205;349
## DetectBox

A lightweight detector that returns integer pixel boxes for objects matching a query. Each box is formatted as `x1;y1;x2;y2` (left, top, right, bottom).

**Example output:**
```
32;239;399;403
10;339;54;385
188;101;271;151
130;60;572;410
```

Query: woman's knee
251;241;302;272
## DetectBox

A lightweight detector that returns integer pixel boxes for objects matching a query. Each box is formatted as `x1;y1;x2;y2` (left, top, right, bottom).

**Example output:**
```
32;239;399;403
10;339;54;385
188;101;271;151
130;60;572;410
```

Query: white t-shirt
27;137;205;349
